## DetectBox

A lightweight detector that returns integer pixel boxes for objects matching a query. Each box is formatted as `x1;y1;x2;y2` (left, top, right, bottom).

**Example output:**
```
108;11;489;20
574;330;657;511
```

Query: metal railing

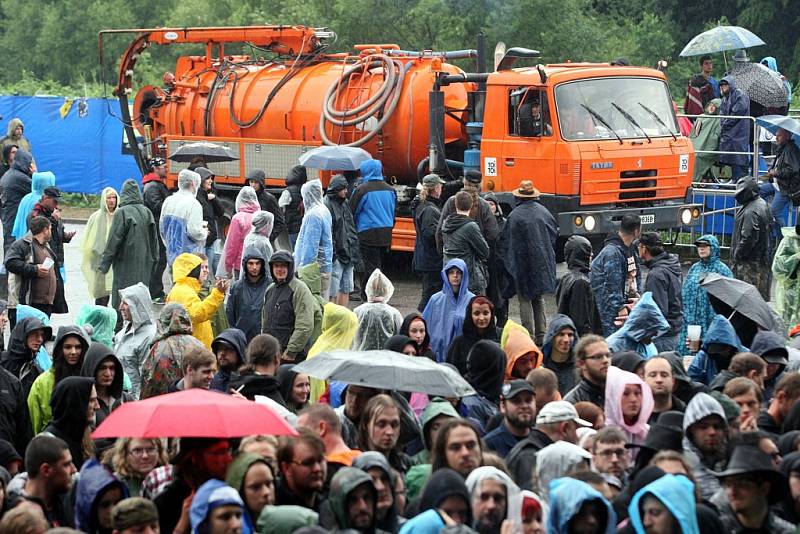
678;113;760;179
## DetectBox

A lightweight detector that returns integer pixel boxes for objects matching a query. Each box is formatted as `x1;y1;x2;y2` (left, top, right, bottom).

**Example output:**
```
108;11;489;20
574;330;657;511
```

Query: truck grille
619;170;656;200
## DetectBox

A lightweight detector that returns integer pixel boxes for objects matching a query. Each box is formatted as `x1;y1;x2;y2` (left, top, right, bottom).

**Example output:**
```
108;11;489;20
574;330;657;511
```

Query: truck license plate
640;214;655;224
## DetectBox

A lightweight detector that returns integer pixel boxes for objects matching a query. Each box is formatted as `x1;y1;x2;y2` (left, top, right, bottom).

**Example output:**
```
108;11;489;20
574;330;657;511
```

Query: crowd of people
0;112;800;534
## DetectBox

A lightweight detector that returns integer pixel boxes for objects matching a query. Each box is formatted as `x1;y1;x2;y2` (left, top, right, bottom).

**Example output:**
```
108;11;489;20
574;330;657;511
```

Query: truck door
500;88;556;193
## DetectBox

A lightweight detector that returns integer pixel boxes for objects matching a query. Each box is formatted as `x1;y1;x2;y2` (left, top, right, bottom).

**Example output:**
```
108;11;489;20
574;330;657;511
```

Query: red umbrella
91;389;298;439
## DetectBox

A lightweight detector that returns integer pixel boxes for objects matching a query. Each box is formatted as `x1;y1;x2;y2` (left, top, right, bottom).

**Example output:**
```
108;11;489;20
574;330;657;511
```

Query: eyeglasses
584;352;611;361
292;456;325;468
596;448;626;458
129;447;158;457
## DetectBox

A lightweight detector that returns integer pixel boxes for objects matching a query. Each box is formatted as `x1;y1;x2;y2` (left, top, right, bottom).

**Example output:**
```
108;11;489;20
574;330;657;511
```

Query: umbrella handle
728;309;737;321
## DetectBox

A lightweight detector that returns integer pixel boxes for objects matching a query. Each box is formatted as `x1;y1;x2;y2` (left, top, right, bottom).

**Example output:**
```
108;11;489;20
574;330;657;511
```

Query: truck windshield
555;77;678;141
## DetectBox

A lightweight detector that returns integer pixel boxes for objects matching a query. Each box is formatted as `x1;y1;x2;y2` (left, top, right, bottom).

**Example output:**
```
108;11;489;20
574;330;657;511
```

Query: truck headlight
584;215;596;232
680;208;692;225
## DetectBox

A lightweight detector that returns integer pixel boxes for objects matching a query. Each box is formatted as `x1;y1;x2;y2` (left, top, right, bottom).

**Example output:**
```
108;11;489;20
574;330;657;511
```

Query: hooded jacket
556;235;602;335
247;169;286;239
325;174;361;266
210;328;247;392
604;366;653;446
306;302;359;403
81;187;117;299
221;186;261;276
0;317;51;395
243;211;274;270
606;292;670;358
295;179;333;274
0;118;31;153
400;312;436;361
140;303;205;398
227;246;269;342
541;314;579;395
296;262;325;345
0;364;32;458
682;392;728;500
442;213;490;294
503;328;543;381
718;76;751;167
325;467;379;532
418;468;471;523
772;138;800;202
687;314;745;385
166;253;225;348
591;233;641;336
44;376;95;470
547;478;615;534
282;165;306;235
113;283;156;399
643;251;683;336
262;251;316;358
411;189;443;272
446;295;500;376
159;170;206;265
462;340;506;430
99;179;159;308
353;269;403;351
690;97;723;180
12;171;55;240
0;149;33;239
677;235;733;355
412;399;460;465
81;342;127;427
350;160;396;246
731;177;771;268
422;259;476;362
500;197;558;300
628;474;699;534
352;452;399;532
142;171;169;223
225;453;273;517
193;168;223;246
190;479;254;534
74;459;129;534
773;226;800;327
256;505;318;534
27;325;90;434
465;467;520;526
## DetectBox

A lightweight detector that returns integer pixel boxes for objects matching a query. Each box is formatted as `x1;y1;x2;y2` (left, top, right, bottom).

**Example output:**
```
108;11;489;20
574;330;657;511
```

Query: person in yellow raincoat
306;302;358;403
166;253;228;347
81;187;117;306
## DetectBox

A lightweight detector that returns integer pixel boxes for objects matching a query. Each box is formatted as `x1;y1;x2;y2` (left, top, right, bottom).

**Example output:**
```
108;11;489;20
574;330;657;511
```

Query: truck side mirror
517;102;541;137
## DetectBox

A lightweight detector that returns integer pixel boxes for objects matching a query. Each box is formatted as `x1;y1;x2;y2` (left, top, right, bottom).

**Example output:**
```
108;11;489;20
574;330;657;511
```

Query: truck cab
479;64;700;235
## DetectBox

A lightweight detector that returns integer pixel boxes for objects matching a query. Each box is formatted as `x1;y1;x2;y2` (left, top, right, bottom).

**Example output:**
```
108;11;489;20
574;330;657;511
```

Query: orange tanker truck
101;25;701;250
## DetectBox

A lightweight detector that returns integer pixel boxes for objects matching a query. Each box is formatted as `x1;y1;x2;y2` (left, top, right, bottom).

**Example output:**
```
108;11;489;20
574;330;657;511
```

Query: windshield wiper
611;101;651;143
580;103;623;144
638;102;677;140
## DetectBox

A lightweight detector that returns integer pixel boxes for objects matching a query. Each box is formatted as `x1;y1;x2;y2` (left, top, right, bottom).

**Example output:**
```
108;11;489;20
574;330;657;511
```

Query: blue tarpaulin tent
0;95;140;194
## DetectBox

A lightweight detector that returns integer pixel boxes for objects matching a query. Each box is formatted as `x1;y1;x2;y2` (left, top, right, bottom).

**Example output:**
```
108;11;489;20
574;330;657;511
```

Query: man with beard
277;430;327;511
18;435;76;528
683;392;730;500
564;335;609;407
465;466;519;534
324;467;378;533
209;328;247;393
226;247;269;342
431;419;484;478
541;315;579;396
484;380;536;457
643;357;685;423
591;427;629;487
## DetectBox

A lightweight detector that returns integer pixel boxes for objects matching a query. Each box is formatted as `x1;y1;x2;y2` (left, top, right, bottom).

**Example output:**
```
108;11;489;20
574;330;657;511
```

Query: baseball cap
762;349;789;366
535;401;592;427
501;379;535;400
42;186;61;199
638;231;662;248
422;173;445;187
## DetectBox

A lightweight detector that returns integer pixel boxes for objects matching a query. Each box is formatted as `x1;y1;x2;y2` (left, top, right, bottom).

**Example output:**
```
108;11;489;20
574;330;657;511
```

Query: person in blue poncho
677;235;733;356
422;258;475;362
190;479;253;534
687;314;745;385
606;292;670;360
547;477;616;534
627;474;699;534
11;171;55;240
74;459;129;534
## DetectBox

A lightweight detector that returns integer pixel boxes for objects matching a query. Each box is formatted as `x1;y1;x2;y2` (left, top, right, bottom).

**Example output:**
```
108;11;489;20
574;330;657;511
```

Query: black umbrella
729;62;789;108
168;141;239;163
700;273;781;342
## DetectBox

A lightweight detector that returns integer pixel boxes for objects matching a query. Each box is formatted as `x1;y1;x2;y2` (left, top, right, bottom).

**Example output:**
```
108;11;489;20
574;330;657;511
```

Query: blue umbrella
298;145;372;170
679;26;765;57
756;115;800;145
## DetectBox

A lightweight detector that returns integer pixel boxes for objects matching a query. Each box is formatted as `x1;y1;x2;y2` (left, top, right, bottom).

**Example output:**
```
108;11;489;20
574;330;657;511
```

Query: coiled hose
320;54;405;147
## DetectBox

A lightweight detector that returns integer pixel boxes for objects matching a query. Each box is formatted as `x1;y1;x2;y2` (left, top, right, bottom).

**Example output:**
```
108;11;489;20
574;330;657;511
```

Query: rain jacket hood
235;186;260;214
541;314;577;363
360;159;383;181
750;330;788;362
611;351;644;374
79;187;117;298
48;376;95;446
307;302;359;402
211;328;248;368
12;171;56;239
604;366;654;442
606;292;669;357
565;235;592;272
535;441;592;499
419;468;472;524
256;505;318;534
269;251;295;284
5;118;23;139
10;149;32;175
327;173;348;193
285;165;307;186
240;245;268;280
467;340;507;402
702;314;744;352
250;210;274;237
53;325;91;371
119;179;143;207
683;392;728;463
74;459;129;533
365;268;394;303
80;342;125;398
226;452;272;495
461;295;497;339
504;329;543;380
301;179;324;211
328;467;377;530
190;479;253;534
547;478;615;534
119;282;154;329
419;398;459;449
157;302;193;339
465;467;520;526
400;312;432;355
385;334;414;353
422;258;475;362
76;305;118;348
276;364;300;403
178;169;201;195
172;253;204;289
4;317;51;370
628;474;699;534
353;270;403;351
735;175;760;204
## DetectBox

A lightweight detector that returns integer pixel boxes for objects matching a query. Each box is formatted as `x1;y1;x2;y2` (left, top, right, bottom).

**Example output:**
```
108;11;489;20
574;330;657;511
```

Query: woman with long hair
103;437;169;497
357;394;411;474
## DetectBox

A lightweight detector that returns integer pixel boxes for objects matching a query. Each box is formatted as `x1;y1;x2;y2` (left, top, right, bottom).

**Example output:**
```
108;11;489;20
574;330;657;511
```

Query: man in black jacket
194;167;224;272
325;174;361;306
0;363;32;456
0;148;34;253
563;335;609;407
731;177;772;300
638;232;683;352
556;235;602;336
142;157;170;300
412;174;444;311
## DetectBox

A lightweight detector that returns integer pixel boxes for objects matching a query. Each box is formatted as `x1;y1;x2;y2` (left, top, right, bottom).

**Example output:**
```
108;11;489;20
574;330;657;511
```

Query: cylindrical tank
137;54;470;184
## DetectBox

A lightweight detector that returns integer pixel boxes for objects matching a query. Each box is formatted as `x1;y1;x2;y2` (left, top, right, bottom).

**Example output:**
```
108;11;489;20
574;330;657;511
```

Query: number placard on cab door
679;154;689;174
484;157;498;177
